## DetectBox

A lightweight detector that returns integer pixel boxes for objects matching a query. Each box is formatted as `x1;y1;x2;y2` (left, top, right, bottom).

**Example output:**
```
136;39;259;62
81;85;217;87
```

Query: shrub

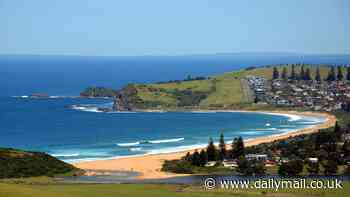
0;148;77;178
161;160;193;174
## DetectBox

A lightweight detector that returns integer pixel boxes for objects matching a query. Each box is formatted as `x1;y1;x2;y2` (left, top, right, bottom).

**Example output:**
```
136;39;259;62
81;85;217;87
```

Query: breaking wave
148;137;184;144
116;142;140;147
70;105;103;113
116;137;185;147
51;153;80;157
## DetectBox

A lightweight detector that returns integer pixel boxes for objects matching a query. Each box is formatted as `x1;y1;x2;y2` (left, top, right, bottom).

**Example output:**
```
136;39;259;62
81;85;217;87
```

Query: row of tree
272;65;350;81
184;134;245;167
184;122;350;176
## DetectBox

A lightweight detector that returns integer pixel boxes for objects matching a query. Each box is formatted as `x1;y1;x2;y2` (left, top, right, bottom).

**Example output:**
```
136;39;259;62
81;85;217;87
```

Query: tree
307;161;320;175
207;137;218;161
345;165;350;175
322;160;338;175
337;66;344;81
344;101;350;112
279;159;304;176
199;149;208;166
254;96;259;103
315;67;321;82
290;64;296;80
252;160;266;175
162;160;194;174
327;66;336;81
334;121;342;140
184;152;191;162
300;65;305;80
342;140;350;158
273;67;279;80
191;150;201;166
281;67;288;80
304;68;312;80
237;156;252;175
218;133;226;161
347;66;350;81
231;137;245;159
278;163;287;176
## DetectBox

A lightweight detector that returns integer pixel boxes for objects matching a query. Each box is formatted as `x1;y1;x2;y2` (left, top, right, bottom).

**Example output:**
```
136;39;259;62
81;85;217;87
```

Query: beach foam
189;111;217;113
71;105;103;113
148;137;184;144
250;128;278;131
263;112;302;121
13;95;29;98
117;142;140;147
129;147;142;152
51;153;80;157
107;111;137;114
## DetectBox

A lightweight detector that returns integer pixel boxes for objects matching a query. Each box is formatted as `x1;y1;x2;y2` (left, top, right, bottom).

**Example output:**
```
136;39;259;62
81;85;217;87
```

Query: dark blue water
1;53;350;97
0;54;346;163
0;97;324;163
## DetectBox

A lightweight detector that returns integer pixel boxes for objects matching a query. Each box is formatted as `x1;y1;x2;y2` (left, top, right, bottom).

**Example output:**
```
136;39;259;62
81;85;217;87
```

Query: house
246;154;268;161
265;160;277;166
222;160;238;168
342;134;350;141
205;161;216;167
307;157;318;163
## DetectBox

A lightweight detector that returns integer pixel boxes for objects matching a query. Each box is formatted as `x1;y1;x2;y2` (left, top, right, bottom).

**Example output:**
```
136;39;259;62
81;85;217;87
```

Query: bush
0;148;77;178
237;157;266;175
278;159;303;176
161;160;194;174
80;87;117;97
322;160;338;175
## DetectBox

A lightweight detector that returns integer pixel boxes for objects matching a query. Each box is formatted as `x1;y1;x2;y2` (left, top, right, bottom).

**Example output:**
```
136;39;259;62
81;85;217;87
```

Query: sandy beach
74;111;336;179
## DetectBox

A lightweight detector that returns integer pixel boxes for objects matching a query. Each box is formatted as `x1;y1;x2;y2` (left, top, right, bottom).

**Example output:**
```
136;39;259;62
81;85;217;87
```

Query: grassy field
0;181;349;197
129;64;346;110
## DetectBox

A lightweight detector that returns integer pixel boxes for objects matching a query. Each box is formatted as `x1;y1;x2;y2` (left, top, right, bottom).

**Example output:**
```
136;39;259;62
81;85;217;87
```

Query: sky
0;0;349;56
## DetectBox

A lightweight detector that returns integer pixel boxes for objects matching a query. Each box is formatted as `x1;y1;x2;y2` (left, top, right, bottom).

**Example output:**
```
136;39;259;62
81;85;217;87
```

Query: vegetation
162;112;350;176
0;148;79;178
231;137;245;159
162;133;263;175
80;86;117;97
0;182;349;197
115;64;349;110
218;133;226;161
246;114;350;176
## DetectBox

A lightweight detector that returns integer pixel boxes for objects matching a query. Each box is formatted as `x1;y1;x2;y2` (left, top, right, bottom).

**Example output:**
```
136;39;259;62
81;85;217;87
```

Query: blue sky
0;0;349;56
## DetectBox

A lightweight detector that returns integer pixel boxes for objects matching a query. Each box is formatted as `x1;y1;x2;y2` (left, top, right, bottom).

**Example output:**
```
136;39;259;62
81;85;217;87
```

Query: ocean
0;53;348;163
0;97;325;163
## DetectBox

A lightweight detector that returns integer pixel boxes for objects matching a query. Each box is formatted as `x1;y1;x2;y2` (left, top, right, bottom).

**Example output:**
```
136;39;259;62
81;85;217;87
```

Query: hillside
114;64;347;111
0;148;79;178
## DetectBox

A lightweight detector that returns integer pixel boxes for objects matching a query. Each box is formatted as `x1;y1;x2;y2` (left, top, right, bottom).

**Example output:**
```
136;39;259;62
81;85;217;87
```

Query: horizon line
1;52;350;58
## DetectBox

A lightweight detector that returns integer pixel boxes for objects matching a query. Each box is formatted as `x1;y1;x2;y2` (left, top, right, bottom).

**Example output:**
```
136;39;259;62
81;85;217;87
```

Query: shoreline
74;110;336;180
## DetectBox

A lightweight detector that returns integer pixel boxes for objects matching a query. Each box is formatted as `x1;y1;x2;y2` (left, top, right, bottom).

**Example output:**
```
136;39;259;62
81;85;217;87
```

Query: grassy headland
114;64;349;111
0;148;80;179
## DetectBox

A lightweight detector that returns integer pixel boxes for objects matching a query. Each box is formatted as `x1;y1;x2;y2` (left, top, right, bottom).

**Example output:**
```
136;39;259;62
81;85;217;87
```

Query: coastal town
162;65;350;177
246;65;350;112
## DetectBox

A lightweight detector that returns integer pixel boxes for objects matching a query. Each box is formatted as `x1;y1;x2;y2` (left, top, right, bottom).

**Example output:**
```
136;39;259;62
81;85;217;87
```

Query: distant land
79;64;350;112
1;53;350;97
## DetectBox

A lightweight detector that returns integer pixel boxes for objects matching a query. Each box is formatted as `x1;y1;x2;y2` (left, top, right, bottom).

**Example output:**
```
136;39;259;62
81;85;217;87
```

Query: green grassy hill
119;64;346;110
0;148;79;178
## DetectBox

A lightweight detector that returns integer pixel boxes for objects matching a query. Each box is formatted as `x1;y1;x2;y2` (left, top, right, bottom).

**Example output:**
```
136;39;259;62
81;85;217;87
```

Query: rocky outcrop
113;94;133;111
113;84;140;111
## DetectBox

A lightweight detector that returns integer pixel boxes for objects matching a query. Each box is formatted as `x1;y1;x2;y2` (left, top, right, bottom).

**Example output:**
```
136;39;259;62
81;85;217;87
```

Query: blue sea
0;53;348;163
